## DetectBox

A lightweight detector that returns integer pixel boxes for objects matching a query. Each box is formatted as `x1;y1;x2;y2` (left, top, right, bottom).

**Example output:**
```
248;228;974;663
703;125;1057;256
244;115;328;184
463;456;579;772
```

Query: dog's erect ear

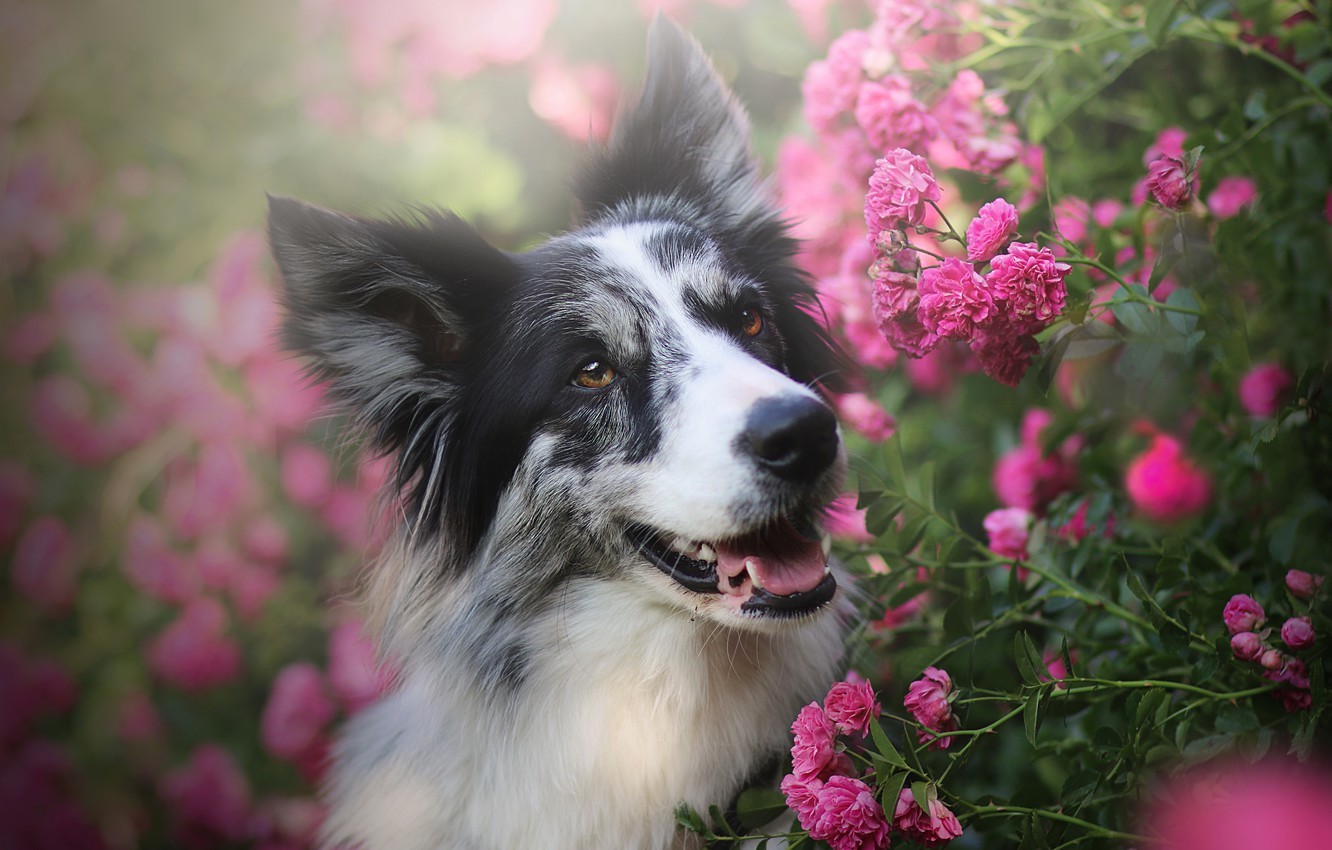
267;193;518;465
576;16;768;228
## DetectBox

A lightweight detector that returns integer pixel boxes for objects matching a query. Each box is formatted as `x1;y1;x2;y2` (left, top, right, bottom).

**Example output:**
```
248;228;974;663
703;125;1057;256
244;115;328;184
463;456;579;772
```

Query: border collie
268;17;853;850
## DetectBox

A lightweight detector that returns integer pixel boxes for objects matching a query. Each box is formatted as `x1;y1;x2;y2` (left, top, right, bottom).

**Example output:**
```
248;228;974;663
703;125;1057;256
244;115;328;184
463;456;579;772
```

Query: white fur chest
321;580;844;850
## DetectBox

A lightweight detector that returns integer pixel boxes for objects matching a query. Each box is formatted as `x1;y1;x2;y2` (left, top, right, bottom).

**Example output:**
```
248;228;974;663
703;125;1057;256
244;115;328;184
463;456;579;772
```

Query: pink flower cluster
782;676;965;849
903;667;959;750
867;171;1070;386
993;409;1081;514
1223;592;1318;712
983;507;1033;561
1237;362;1292;417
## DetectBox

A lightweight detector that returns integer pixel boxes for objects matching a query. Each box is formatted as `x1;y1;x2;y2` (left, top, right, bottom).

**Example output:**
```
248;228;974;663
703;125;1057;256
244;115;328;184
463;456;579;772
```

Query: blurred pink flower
1281;616;1314;650
992;410;1079;512
228;563;280;622
1054;498;1115;542
824;679;880;736
809;775;892;850
894;787;963;847
159;744;253;846
0;739;105;850
1146;154;1198;210
29;374;108;466
965;198;1019;263
970;321;1040;387
528;53;618;142
3;311;55;364
1145;759;1332;850
1125;434;1212;523
1052;196;1090;245
146;597;242;691
1091;198;1123;228
1285;569;1323;599
1237;362;1292;417
116;690;164;743
802;29;870;135
0;460;35;546
854;75;937;152
243;515;290;566
13;516;78;613
904;666;958;750
1143;126;1187;166
1222;594;1265;635
823;494;873;543
281;442;334;508
865;148;941;233
262;663;336;761
163;441;257;539
1206;176;1257;219
1;644;78;746
983;507;1032;560
835;392;897;442
123;514;199;604
328;620;395;712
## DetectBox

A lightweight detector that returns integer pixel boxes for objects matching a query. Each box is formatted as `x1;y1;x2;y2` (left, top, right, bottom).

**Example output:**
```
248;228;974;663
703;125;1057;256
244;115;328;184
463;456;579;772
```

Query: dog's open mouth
629;518;836;617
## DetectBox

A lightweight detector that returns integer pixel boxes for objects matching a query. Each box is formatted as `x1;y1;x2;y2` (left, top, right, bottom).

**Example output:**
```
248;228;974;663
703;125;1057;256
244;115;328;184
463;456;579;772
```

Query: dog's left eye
738;306;764;338
572;359;617;389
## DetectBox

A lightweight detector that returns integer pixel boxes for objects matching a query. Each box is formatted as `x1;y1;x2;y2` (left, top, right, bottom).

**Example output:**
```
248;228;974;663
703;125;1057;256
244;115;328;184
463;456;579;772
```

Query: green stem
960;802;1145;842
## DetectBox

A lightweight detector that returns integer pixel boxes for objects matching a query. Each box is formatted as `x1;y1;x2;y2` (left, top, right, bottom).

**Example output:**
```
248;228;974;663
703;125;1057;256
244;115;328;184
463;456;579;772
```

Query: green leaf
883;437;907;490
878;771;909;812
708;805;737;837
1181;734;1233;766
1144;0;1180;45
1163;288;1201;335
675;804;708;834
735;787;790;831
910;781;932;812
869;718;911;772
1214;703;1259;735
1014;631;1048;686
1024;689;1046;746
943;596;973;640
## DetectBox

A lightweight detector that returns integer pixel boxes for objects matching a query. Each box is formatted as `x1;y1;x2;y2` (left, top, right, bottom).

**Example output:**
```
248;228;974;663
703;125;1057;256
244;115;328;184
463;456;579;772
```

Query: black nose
742;395;839;482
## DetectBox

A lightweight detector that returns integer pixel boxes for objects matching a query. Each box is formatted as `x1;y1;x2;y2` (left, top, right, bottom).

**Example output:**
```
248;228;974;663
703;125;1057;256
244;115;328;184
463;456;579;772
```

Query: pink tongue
714;520;826;597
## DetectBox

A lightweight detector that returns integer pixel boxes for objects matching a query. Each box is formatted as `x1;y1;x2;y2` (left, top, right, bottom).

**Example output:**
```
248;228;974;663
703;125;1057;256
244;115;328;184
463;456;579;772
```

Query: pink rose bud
1222;594;1265;635
865;148;942;233
1230;631;1264;661
1238;362;1293;417
1146;153;1198;210
894;787;964;847
904;667;959;750
983;507;1033;560
1259;648;1285;671
1282;617;1315;650
1286;570;1324;600
965;198;1020;263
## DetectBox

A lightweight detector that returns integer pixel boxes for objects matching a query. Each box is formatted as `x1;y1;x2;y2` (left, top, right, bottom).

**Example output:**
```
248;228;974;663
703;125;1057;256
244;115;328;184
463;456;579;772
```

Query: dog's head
269;18;851;630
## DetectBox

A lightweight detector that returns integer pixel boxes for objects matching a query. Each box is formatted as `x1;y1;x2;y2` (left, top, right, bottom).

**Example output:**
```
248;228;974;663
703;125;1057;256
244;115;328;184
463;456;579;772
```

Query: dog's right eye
572;359;617;389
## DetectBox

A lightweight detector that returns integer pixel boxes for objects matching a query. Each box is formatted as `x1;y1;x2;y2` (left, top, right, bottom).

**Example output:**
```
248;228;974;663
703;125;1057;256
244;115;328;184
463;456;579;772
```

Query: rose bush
2;0;1329;848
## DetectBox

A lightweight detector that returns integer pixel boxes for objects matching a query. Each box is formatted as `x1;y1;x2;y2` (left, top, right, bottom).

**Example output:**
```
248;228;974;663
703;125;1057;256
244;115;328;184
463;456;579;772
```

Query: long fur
269;18;855;850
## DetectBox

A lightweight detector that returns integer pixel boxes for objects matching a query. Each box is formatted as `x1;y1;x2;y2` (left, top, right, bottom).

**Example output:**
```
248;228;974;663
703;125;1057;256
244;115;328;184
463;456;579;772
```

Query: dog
268;17;854;850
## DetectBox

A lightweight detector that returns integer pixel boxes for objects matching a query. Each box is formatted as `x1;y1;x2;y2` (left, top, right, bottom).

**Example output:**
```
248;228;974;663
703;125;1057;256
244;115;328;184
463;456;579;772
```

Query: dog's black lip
740;573;837;617
630;524;721;594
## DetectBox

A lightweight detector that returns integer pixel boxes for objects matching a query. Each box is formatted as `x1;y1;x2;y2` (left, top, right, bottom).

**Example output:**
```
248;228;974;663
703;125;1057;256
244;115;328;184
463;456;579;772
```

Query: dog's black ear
576;16;767;229
267;193;518;473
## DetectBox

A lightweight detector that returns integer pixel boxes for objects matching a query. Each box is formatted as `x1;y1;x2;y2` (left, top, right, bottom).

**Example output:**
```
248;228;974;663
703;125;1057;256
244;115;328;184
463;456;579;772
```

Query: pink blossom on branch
1146;153;1198;210
1285;569;1324;599
1206;175;1257;219
1281;616;1314;650
1124;434;1212;523
790;702;839;780
1229;631;1264;661
1222;594;1265;636
1237;362;1292;417
983;507;1033;561
904;666;959;750
894;787;964;847
823;679;881;736
984;241;1070;329
262;663;336;761
808;775;893;850
918;258;993;340
965;198;1019;263
865;148;941;234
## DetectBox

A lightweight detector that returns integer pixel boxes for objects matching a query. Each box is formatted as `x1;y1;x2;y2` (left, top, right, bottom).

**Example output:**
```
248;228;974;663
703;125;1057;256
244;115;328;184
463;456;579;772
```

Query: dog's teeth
745;559;763;589
823;563;833;576
669;536;696;556
697;543;717;563
821;532;832;558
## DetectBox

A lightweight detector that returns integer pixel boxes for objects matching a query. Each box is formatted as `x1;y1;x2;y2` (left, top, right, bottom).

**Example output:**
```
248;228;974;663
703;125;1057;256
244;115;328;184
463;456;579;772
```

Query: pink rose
824;679;881;736
1281;617;1314;650
983;507;1033;560
965;198;1019;263
262;663;336;761
854;75;938;152
823;494;873;544
835;392;898;442
782;773;824;832
12;516;79;613
865;148;942;233
894;787;964;847
146;597;243;691
904;666;958;750
790;702;839;780
1222;594;1266;635
327;620;395;712
1285;569;1324;600
1125;434;1212;523
1206;175;1257;219
809;775;892;850
159;744;252;843
1238;362;1292;417
918;258;993;340
1146;154;1198;210
1230;631;1264;661
970;321;1040;387
1260;648;1286;671
984;242;1070;329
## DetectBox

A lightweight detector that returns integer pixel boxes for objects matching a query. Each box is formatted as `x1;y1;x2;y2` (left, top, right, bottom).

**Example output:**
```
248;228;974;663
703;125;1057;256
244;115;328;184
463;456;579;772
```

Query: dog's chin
627;512;837;627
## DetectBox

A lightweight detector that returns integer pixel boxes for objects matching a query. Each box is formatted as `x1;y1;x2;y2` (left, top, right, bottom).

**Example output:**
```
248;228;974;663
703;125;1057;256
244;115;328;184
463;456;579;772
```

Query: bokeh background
2;0;1329;848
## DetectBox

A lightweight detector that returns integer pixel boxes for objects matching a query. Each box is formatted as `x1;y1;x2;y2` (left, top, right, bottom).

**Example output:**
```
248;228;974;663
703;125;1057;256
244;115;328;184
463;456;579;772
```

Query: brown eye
739;306;764;338
572;359;616;389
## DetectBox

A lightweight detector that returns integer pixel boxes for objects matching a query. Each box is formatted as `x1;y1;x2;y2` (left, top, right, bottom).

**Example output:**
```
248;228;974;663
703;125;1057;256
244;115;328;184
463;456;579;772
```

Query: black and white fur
269;18;854;850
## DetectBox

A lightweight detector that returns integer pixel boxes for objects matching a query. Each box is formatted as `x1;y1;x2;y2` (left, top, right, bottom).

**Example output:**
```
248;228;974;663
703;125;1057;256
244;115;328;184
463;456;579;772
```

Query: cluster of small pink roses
1224;572;1323;712
866;150;1070;386
781;677;963;849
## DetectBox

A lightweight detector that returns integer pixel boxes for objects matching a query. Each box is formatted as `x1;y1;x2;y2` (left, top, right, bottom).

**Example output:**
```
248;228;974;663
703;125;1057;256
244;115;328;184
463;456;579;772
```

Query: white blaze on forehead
587;224;828;542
